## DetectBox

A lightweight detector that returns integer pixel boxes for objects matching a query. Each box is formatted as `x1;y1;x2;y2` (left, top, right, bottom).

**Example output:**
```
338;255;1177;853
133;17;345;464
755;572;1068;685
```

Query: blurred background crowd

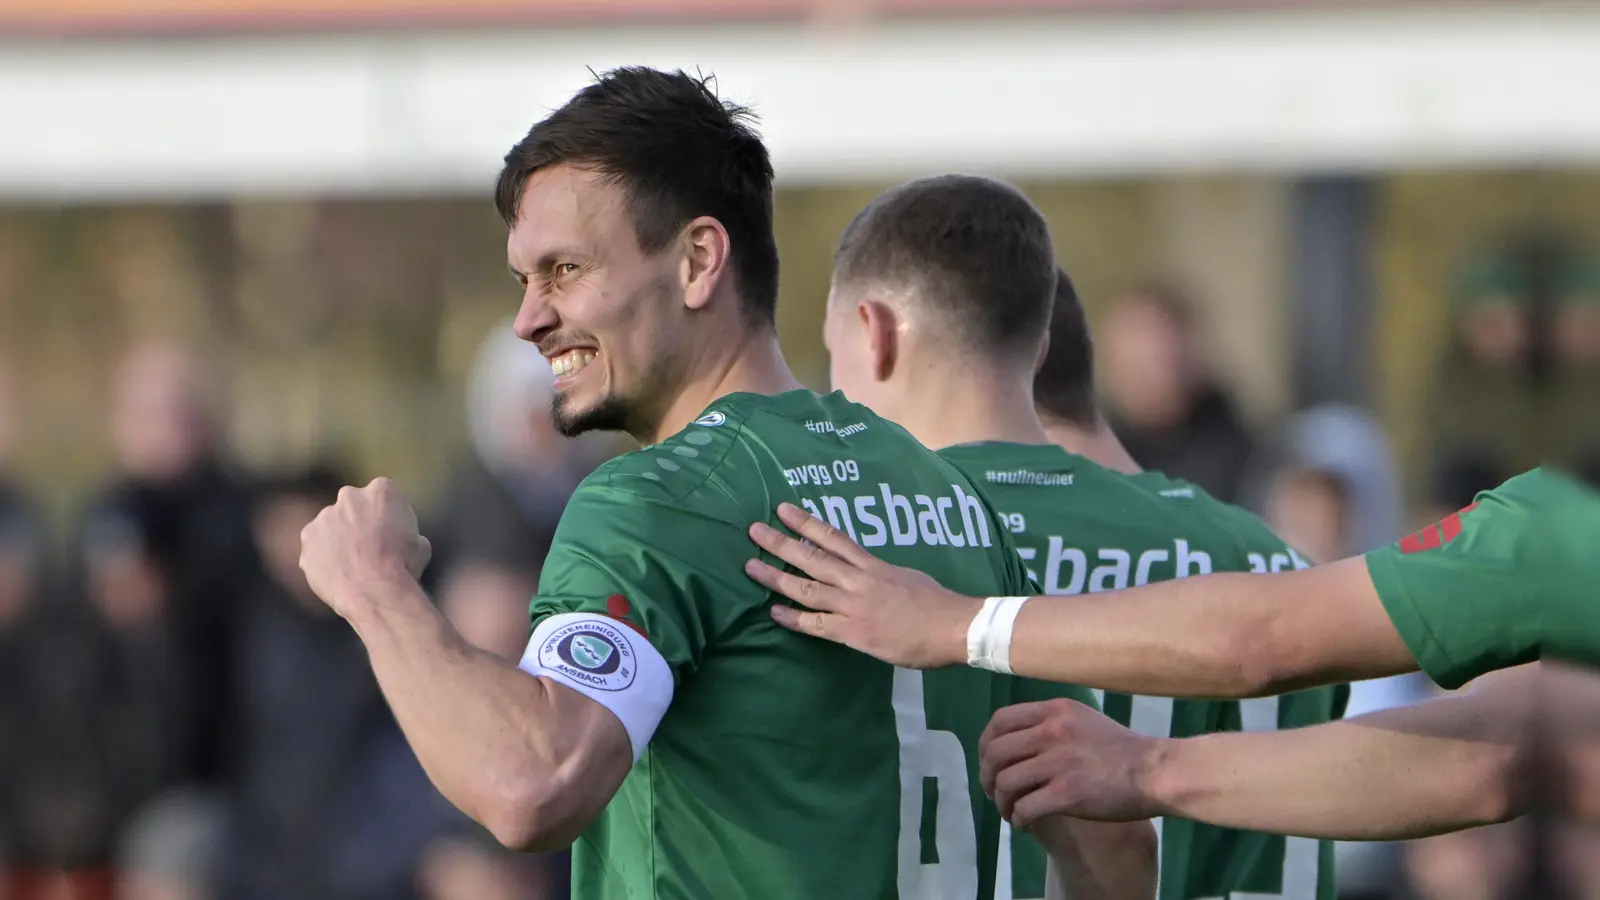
0;1;1596;899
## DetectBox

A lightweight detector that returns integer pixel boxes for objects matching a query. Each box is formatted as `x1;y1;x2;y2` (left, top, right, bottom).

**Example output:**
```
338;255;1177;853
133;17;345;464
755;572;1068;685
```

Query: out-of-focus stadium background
0;1;1595;898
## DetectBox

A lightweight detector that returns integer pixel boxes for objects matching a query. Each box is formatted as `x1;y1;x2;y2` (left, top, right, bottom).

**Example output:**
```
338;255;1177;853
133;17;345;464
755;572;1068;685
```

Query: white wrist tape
966;596;1030;675
519;612;673;763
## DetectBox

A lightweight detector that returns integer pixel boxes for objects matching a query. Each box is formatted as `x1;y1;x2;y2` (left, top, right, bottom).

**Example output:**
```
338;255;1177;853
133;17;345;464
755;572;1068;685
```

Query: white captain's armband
518;612;673;762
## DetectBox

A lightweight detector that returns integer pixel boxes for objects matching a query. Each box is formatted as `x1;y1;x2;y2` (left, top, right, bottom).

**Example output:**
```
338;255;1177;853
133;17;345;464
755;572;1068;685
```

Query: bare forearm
1036;818;1156;900
344;579;598;846
1009;560;1417;697
1147;694;1529;840
1009;573;1274;696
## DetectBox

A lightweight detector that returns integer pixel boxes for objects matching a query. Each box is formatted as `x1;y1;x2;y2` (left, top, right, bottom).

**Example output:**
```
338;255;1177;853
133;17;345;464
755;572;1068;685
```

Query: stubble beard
550;388;632;438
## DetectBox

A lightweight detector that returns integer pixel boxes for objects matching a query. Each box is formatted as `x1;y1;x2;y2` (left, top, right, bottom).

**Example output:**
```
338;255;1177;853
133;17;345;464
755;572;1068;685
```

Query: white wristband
966;596;1030;674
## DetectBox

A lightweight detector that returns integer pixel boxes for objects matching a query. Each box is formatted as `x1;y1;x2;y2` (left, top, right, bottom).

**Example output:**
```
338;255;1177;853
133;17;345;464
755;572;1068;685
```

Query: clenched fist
299;477;432;619
980;698;1165;829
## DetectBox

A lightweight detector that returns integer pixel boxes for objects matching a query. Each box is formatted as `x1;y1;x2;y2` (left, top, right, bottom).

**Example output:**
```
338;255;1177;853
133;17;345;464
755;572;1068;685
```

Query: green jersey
940;443;1346;900
1366;466;1600;687
528;390;1098;900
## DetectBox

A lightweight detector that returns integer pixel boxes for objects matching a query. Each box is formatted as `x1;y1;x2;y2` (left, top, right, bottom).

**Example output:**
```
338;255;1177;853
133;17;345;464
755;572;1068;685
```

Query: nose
513;285;558;346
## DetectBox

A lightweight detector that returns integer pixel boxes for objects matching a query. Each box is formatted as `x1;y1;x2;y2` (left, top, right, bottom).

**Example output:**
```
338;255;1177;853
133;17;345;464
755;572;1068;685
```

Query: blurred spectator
1099;283;1259;504
1424;257;1539;516
0;365;49;885
1550;255;1600;482
429;322;609;660
2;482;194;900
91;341;259;787
211;464;454;900
1259;405;1404;565
1257;405;1430;900
114;789;224;900
0;363;39;636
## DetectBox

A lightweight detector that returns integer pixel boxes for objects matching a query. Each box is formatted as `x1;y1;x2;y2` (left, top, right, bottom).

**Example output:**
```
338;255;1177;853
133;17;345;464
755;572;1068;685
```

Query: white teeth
550;349;596;377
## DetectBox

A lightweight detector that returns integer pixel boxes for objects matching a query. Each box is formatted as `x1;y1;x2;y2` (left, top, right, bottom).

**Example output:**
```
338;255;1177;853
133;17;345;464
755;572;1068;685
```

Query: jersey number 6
894;668;979;899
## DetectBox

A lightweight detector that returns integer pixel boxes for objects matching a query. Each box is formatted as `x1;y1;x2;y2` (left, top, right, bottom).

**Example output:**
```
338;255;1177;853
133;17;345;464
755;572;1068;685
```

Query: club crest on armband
540;619;637;691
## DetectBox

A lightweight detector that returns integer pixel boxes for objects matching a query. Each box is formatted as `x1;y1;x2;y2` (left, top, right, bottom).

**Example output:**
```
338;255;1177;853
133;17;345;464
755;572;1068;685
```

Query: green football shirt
940;443;1345;900
527;390;1099;900
1366;466;1600;688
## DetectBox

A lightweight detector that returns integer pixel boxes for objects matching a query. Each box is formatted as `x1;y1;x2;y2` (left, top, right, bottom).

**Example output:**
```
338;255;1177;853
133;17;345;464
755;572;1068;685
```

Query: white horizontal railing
0;4;1595;199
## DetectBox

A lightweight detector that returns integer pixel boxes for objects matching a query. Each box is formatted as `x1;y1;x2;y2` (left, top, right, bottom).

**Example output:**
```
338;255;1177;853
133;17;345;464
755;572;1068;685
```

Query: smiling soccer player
297;67;1153;900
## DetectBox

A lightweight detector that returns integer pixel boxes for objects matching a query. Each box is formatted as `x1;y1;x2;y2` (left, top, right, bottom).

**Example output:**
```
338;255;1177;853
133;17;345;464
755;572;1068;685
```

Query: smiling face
508;164;690;439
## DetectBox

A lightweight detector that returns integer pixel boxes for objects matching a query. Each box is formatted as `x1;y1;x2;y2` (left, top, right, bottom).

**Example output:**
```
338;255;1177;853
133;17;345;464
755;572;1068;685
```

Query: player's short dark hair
494;67;780;326
832;174;1056;357
1033;266;1098;429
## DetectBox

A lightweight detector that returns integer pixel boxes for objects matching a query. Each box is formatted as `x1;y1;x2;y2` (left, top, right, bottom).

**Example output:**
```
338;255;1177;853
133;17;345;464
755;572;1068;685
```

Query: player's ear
1033;331;1051;376
680;216;731;312
860;299;898;382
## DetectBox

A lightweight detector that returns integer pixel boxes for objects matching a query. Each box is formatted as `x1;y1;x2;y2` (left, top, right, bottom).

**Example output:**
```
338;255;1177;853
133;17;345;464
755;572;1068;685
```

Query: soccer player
817;174;1343;899
296;67;1153;899
744;462;1597;837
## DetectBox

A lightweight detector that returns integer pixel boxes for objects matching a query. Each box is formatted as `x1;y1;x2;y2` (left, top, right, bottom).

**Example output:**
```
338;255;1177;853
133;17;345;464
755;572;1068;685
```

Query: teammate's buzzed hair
495;67;781;327
1033;266;1099;429
832;174;1057;357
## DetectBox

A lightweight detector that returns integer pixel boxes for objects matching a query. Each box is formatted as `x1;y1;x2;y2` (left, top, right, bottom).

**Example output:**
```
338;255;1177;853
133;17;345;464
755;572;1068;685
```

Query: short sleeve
985;511;1042;598
533;477;768;683
1364;483;1540;689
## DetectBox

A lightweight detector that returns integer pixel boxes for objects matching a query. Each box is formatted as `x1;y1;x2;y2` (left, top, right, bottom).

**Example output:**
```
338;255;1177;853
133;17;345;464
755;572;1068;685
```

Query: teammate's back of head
830;174;1057;365
1033;267;1098;430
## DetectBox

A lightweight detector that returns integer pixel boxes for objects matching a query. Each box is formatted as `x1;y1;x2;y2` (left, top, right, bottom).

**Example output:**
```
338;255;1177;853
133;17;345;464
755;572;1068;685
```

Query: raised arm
978;664;1537;841
749;502;1417;697
300;479;637;851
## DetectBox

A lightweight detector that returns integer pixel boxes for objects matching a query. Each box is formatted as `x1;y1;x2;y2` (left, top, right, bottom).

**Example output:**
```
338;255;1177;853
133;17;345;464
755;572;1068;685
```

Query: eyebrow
511;248;589;279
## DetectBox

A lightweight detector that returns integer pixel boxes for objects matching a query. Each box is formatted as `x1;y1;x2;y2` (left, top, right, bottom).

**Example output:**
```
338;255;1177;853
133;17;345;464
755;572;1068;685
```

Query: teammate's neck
1041;415;1143;475
894;373;1052;451
645;328;803;446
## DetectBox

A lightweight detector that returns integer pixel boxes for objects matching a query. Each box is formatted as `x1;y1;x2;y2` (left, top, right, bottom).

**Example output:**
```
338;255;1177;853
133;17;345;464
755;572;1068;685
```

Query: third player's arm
1146;664;1536;839
753;504;1418;697
1014;678;1157;900
1008;557;1418;697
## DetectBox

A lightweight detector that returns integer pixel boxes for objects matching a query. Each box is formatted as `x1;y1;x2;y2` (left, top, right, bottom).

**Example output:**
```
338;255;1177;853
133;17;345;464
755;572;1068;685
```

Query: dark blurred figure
14;342;257;898
90;342;258;786
0;364;58;893
205;464;454;900
1099;283;1259;504
1425;258;1540;517
1549;256;1600;485
1260;405;1403;566
422;323;610;898
2;482;194;900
